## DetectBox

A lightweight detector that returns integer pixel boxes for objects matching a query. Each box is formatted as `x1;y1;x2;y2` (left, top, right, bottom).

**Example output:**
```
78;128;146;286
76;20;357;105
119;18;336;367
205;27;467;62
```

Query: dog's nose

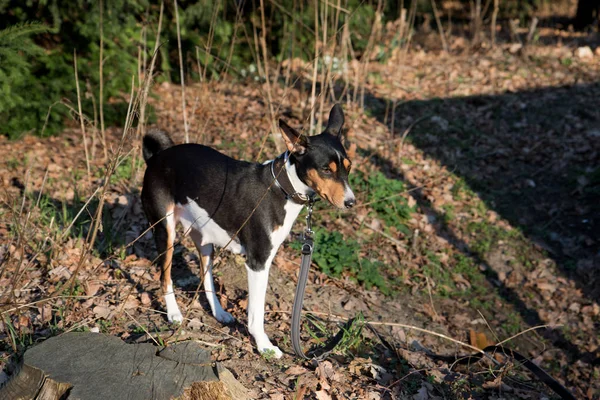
344;198;355;208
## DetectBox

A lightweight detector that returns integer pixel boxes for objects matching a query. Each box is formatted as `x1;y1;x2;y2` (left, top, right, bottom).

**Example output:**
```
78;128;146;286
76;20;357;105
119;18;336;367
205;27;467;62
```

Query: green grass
2;317;33;356
350;169;414;236
333;312;366;356
289;168;417;295
109;154;144;184
291;227;391;295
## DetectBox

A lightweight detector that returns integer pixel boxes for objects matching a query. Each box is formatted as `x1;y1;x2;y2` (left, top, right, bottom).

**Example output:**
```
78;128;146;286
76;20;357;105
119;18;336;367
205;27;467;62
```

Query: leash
291;197;355;360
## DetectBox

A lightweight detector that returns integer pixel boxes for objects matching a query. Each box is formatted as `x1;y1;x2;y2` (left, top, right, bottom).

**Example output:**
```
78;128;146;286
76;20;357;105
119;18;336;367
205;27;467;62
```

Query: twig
136;1;164;141
526;17;538;45
74;49;91;178
270;309;486;356
398;114;431;153
478;309;501;344
0;296;94;315
99;0;107;161
508;19;522;45
497;324;558;346
137;306;244;344
174;0;189;143
123;309;161;346
369;226;406;247
431;0;448;52
425;276;441;321
390;99;397;136
309;0;319;133
59;186;102;241
258;0;283;151
491;0;499;46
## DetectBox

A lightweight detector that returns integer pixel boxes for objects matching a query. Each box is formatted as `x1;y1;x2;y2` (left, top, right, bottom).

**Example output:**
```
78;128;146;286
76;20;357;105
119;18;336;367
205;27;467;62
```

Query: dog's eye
321;167;332;175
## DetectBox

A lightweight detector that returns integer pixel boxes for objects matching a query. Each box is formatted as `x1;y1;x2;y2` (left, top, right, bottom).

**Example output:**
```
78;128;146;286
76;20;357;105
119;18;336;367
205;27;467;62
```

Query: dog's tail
142;129;175;163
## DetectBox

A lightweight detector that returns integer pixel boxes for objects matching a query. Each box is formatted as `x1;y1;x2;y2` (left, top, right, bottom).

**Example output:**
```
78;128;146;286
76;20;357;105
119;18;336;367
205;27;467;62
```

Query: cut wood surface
0;332;248;400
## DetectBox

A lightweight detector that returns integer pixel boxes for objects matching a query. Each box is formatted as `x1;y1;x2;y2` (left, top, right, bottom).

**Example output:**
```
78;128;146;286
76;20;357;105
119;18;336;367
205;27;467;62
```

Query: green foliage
291;228;390;295
350;169;414;235
289;169;416;295
0;22;57;137
312;230;359;278
0;0;393;138
0;0;149;138
355;259;390;295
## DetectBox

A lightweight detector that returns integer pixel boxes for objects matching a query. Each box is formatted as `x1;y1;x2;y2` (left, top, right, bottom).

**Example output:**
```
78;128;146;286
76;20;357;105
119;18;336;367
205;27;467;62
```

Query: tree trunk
0;332;247;400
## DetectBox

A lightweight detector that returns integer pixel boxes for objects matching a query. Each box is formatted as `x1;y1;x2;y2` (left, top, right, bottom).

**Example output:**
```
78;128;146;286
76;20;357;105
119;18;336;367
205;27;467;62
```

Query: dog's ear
346;142;357;160
279;119;308;154
325;104;344;138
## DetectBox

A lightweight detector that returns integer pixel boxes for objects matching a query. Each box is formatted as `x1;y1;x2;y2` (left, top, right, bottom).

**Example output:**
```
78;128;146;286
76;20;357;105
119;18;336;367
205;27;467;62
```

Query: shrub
0;0;149;138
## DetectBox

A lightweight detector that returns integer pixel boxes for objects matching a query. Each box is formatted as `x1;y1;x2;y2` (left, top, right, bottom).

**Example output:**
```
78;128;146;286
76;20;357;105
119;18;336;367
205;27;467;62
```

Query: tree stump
0;332;248;400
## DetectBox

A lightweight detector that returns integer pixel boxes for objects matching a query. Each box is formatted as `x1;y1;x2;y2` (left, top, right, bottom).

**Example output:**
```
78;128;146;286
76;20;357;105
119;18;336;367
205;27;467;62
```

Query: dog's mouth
320;192;355;210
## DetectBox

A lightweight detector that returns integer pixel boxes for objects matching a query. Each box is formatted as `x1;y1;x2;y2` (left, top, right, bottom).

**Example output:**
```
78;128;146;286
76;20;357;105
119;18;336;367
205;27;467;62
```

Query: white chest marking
175;198;244;254
270;200;304;253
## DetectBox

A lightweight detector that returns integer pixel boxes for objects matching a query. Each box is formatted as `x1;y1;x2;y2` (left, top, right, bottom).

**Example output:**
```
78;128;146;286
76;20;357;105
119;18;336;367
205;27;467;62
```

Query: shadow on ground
355;81;599;369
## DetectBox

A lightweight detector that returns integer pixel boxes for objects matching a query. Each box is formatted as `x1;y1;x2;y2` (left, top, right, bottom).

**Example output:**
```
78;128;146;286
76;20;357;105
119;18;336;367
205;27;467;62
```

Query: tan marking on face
342;158;351;171
328;161;338;173
306;169;346;208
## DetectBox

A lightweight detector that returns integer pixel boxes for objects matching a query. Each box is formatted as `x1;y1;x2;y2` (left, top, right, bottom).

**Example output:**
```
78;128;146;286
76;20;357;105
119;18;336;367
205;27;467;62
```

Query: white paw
168;311;183;324
215;310;235;324
259;344;283;359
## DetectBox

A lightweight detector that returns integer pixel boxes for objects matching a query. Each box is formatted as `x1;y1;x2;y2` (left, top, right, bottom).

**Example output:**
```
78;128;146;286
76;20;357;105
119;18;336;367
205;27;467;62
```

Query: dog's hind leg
155;208;182;323
189;233;234;324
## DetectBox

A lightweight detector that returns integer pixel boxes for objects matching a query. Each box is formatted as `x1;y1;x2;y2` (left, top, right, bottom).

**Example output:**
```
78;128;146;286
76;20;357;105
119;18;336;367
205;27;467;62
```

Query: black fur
141;143;288;271
141;106;352;274
142;129;175;162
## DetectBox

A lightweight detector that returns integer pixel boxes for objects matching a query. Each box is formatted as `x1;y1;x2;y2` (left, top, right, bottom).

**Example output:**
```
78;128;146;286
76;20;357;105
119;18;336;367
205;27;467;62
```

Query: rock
508;43;522;54
575;46;593;59
0;332;247;400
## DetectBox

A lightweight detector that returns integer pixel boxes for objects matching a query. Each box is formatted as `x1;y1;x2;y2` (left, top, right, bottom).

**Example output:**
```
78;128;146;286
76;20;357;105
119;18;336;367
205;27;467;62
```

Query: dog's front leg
246;262;282;358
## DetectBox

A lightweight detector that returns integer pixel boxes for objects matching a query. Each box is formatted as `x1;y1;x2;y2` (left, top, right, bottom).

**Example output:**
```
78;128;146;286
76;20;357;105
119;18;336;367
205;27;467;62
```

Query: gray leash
291;198;354;360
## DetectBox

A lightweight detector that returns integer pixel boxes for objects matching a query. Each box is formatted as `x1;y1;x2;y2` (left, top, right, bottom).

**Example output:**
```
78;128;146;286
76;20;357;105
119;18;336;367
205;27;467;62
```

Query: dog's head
279;105;356;209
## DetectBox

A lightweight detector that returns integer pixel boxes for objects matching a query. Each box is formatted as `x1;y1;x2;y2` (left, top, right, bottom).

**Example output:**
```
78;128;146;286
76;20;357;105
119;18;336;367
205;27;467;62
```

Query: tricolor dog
141;105;355;357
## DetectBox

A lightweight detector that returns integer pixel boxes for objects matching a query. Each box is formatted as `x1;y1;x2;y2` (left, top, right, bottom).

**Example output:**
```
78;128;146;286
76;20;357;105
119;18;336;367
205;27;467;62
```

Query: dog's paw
215;310;235;324
259;344;283;359
167;311;184;324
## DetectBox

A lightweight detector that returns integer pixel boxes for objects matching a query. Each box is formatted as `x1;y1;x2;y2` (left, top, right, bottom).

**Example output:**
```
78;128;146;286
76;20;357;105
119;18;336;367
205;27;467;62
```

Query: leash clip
304;196;318;237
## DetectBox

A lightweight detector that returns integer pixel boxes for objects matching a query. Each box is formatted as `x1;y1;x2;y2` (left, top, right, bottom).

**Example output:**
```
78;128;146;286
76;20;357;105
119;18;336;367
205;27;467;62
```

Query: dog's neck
269;152;314;204
282;153;313;197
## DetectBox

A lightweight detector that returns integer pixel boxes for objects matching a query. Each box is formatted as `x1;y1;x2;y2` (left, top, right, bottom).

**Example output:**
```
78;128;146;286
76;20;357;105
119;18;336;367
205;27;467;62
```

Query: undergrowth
291;169;415;295
350;169;413;236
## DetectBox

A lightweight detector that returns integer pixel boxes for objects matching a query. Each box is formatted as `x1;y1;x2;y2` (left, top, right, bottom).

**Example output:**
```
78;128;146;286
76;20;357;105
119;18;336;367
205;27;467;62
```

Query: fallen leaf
286;365;308;376
140;292;151;306
93;305;110;319
315;389;332;400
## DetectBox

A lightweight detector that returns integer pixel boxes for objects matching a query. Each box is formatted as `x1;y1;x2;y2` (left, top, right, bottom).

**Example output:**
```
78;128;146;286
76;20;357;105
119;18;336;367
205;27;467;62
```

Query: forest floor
1;28;599;399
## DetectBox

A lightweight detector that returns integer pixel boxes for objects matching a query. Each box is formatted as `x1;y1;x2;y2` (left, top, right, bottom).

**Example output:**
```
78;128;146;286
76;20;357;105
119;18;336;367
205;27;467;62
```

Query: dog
141;104;355;358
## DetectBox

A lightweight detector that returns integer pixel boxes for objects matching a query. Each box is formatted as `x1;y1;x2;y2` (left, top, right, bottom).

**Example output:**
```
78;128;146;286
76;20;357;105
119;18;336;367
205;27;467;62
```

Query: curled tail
142;129;175;163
